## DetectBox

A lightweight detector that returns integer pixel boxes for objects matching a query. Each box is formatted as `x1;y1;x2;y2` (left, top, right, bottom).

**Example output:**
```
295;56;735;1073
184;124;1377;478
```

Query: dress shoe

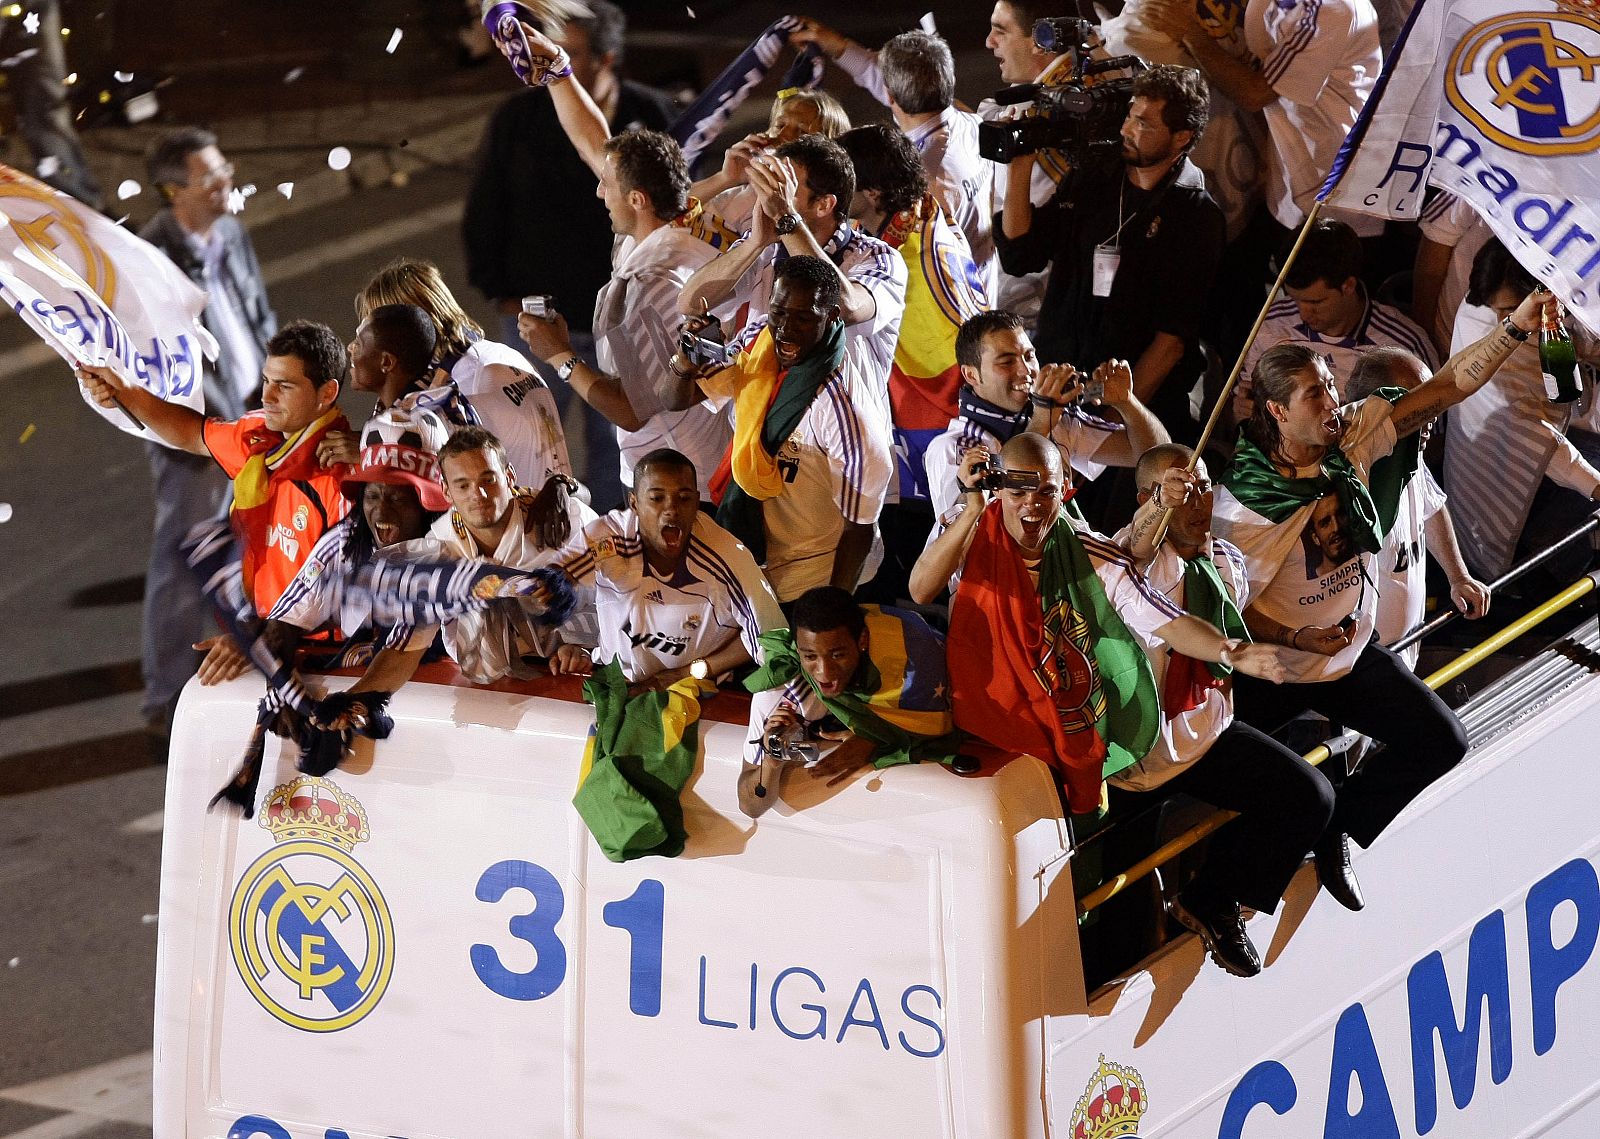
1169;890;1262;978
1314;832;1365;911
950;753;981;775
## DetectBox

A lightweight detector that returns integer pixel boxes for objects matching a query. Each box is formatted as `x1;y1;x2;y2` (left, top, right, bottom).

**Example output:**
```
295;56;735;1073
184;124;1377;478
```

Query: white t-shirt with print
1213;396;1399;682
449;338;573;489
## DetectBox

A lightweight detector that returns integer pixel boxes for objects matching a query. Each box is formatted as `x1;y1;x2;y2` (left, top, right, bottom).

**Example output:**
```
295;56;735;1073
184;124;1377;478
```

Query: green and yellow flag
574;660;712;862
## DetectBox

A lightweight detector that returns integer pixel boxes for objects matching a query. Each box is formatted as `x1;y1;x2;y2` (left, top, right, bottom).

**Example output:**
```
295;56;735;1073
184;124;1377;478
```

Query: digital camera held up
972;456;1043;493
677;311;732;370
978;17;1146;164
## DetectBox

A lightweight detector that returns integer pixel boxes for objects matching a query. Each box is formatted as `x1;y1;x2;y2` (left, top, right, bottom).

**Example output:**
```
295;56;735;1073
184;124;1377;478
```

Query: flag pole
1149;196;1325;546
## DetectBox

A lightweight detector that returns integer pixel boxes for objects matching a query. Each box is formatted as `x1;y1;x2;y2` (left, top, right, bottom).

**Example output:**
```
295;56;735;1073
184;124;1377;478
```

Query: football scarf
668;17;825;168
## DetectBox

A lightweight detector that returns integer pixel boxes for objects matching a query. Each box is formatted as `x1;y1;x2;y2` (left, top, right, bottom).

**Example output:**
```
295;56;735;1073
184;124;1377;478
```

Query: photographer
994;64;1224;443
738;587;970;818
924;310;1169;541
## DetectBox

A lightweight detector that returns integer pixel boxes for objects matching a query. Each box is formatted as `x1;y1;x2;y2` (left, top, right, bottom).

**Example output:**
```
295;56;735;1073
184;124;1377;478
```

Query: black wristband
1029;393;1067;409
1502;315;1532;343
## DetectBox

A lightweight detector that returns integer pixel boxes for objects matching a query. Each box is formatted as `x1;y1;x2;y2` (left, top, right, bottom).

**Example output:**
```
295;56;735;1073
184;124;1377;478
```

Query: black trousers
1233;641;1468;849
1130;721;1334;914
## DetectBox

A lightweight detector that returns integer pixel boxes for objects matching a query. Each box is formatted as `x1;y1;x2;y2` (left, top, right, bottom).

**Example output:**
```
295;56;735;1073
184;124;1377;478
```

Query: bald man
912;432;1286;832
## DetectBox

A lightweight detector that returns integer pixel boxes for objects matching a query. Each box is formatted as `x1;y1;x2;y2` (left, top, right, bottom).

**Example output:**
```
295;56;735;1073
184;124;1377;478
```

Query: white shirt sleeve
816;381;894;526
836;42;890;106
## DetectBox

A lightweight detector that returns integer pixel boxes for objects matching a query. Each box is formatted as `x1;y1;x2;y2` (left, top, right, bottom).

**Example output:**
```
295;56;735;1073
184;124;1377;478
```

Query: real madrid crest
227;776;395;1033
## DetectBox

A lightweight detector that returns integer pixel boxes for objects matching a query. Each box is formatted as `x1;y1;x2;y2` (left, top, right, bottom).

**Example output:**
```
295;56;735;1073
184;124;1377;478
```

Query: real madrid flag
0;163;218;441
1316;0;1600;332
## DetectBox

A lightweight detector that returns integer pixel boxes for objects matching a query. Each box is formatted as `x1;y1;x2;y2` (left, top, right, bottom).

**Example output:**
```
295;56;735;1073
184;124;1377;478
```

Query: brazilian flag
573;660;710;862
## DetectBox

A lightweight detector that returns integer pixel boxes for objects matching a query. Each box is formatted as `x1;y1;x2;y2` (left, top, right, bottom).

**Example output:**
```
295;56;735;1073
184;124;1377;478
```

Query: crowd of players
78;1;1599;980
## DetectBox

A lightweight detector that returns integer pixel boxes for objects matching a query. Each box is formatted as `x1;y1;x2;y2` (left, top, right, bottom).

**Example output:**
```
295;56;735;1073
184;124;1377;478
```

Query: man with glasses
136;126;277;754
1109;444;1333;977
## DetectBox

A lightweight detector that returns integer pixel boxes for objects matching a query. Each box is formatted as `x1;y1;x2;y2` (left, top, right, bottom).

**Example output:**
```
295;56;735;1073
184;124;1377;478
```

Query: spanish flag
573;660;712;862
879;194;990;500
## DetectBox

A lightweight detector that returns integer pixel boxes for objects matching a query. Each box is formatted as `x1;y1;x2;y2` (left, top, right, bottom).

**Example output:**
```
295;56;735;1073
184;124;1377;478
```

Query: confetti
19;423;36;444
116;178;141;200
385;27;403;53
283;66;305;84
22;9;38;33
277;181;295;199
920;11;936;31
63;70;76;85
227;187;246;213
36;155;59;178
6;958;17;968
0;503;12;524
327;146;353;171
113;69;133;82
685;4;696;15
141;914;158;924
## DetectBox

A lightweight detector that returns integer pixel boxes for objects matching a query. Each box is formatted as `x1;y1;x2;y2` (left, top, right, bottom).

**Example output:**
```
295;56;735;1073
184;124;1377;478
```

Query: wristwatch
774;212;800;236
1501;314;1531;342
688;658;710;681
554;354;581;381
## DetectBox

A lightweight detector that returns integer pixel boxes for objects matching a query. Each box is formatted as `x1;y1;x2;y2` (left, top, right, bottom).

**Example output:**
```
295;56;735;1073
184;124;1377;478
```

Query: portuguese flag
573;660;712;862
947;503;1160;815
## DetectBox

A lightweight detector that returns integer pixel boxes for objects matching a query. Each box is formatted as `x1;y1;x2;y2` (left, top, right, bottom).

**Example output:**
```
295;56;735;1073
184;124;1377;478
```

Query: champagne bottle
1539;297;1582;404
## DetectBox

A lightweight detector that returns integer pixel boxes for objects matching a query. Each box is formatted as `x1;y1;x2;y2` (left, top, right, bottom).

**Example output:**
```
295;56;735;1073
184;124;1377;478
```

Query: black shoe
950;754;981;775
1169;891;1262;978
1314;833;1365;911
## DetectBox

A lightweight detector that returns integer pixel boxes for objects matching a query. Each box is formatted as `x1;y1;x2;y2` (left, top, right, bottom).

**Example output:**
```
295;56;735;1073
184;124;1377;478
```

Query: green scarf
1183;552;1250;681
1226;387;1421;552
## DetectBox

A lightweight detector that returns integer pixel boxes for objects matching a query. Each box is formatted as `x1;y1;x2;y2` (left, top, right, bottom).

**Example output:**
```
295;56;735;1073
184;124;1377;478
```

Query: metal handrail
1392;514;1600;652
1076;568;1600;916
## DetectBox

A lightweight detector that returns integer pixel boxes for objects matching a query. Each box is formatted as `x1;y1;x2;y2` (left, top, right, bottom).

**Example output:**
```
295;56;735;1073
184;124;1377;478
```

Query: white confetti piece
920;11;936;32
7;957;18;968
0;503;12;524
36;155;59;178
141;914;158;924
277;181;295;199
113;69;133;82
385;27;403;53
327;146;352;171
116;178;141;200
284;66;305;84
22;9;37;33
685;4;696;15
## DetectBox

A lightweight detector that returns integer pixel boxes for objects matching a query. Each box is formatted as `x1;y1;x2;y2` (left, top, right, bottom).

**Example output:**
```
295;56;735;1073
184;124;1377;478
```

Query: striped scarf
668;17;825;168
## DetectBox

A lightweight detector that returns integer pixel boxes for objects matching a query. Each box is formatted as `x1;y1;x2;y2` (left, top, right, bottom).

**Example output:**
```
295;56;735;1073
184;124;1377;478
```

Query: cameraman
994;64;1224;444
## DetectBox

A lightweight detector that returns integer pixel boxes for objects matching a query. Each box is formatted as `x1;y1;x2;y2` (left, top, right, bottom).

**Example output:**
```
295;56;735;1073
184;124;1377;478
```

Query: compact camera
678;312;732;369
521;295;555;318
764;722;819;765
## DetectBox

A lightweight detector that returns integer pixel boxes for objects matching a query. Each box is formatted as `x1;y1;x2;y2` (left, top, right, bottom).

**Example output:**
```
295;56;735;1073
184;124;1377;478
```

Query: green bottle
1539;300;1582;404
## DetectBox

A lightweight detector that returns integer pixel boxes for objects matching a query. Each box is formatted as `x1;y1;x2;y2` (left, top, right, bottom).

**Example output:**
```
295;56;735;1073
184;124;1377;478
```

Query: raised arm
909;448;990;604
1388;290;1552;438
76;363;209;455
519;20;611;177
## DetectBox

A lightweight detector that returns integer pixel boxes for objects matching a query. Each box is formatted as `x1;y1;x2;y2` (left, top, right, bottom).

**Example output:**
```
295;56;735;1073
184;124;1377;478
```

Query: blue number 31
470;859;664;1016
